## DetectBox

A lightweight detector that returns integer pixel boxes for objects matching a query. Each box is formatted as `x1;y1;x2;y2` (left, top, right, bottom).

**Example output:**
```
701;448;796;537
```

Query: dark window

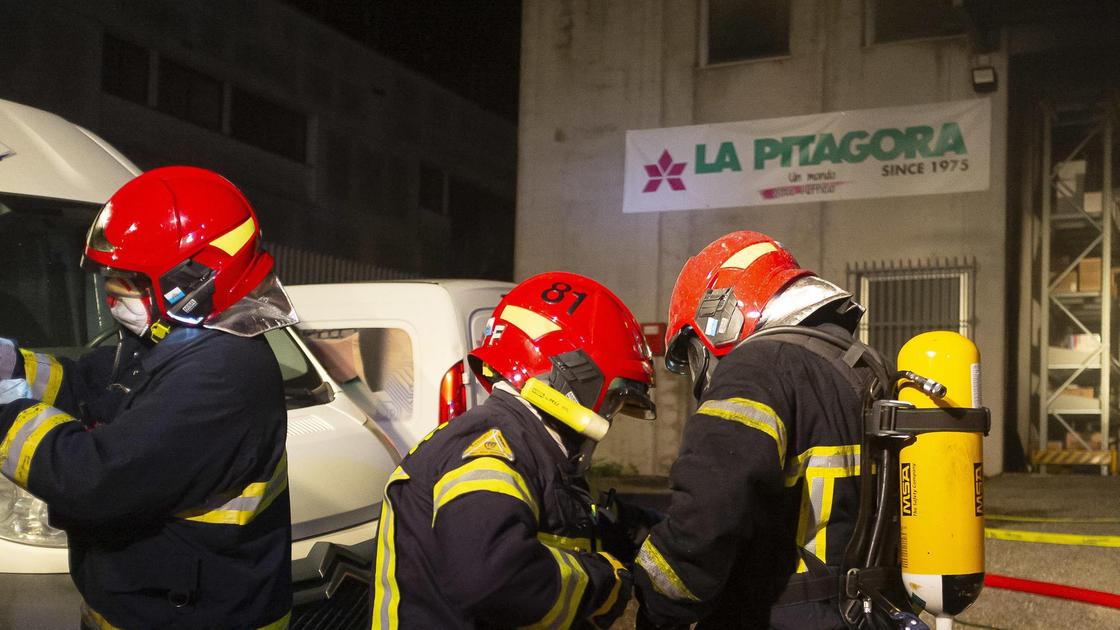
102;34;149;104
157;59;223;131
419;162;447;215
230;88;307;162
706;0;790;65
870;0;966;44
849;259;974;361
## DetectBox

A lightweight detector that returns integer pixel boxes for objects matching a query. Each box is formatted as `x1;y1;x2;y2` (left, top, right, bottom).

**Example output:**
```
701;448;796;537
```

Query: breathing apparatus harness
741;326;990;630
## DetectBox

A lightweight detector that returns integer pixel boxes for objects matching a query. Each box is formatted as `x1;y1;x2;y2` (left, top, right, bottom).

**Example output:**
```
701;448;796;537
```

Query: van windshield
0;193;322;406
0;193;109;352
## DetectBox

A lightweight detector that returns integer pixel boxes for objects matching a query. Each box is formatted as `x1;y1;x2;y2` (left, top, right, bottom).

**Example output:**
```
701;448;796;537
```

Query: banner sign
623;98;990;213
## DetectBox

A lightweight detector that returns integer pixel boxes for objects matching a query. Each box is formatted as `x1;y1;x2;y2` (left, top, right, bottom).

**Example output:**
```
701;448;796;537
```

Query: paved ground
589;472;1120;629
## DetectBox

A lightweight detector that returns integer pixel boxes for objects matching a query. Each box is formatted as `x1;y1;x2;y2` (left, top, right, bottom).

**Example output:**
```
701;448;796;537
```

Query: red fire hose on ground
984;574;1120;610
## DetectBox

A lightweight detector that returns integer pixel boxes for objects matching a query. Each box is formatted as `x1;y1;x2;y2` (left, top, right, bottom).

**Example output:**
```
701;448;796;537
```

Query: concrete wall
518;0;1009;474
0;0;516;277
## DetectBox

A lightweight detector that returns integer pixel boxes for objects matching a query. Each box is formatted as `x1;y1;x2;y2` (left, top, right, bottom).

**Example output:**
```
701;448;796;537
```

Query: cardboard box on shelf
1079;257;1102;292
1046;440;1064;451
1065;430;1103;451
1056;161;1086;198
1052;270;1078;293
1065;333;1101;350
1084;191;1102;216
1061;385;1096;398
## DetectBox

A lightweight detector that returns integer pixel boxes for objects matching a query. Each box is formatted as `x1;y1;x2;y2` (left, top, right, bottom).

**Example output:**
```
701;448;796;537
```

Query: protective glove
589;551;633;629
0;378;31;404
595;488;665;563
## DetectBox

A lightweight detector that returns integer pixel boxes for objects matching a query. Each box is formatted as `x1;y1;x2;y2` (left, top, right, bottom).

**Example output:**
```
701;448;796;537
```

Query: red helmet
665;231;812;374
82;166;274;326
468;272;655;420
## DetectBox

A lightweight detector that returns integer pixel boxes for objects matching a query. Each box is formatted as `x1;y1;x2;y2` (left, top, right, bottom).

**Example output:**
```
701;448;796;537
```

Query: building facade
0;0;517;279
518;0;1120;476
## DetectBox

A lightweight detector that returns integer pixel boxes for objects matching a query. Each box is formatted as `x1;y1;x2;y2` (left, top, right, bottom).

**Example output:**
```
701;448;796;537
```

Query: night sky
280;0;522;121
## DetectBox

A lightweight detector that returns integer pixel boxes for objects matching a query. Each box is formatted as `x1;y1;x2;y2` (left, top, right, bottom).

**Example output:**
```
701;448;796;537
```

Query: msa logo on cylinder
973;463;984;516
901;463;914;517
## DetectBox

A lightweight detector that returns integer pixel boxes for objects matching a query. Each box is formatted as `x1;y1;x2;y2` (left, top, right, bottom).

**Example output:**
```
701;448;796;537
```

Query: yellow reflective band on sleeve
80;601;123;630
177;454;288;525
784;444;861;487
19;349;63;405
209;216;257;255
521;545;589;630
697;397;787;464
432;456;538;525
788;445;861;572
635;538;699;602
373;472;409;630
589;551;626;622
1;403;75;488
537;531;593;553
407;421;452;456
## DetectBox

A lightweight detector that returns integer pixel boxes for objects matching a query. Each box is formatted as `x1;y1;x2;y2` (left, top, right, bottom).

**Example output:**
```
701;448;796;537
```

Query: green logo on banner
753;122;967;170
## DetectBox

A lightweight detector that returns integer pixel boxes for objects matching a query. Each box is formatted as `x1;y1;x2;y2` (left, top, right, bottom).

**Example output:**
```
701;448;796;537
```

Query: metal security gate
847;258;975;363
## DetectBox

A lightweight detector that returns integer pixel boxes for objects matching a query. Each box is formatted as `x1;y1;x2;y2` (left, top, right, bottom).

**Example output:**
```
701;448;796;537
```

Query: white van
287;280;513;457
0;98;396;626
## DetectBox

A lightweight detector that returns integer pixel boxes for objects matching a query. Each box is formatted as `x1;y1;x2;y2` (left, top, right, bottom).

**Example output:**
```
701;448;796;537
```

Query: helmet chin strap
686;335;719;401
144;318;173;344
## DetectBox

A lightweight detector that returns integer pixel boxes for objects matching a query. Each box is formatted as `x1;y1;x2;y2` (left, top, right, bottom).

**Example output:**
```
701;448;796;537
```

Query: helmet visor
85;206;116;254
600;378;656;421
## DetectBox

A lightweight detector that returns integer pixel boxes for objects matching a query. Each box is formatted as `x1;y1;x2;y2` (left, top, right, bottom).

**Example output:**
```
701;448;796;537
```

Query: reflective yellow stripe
83;601;289;629
984;527;1120;548
787;445;860;571
80;601;122;630
259;611;291;630
19;349;37;388
1;403;75;488
209;216;256;255
178;454;288;525
721;242;778;270
785;444;861;486
521;545;589;630
373;470;409;630
501;304;562;340
589;552;625;621
407;421;451;456
432;457;538;524
815;476;836;567
18;349;63;405
697;397;787;464
537;531;593;553
635;538;699;602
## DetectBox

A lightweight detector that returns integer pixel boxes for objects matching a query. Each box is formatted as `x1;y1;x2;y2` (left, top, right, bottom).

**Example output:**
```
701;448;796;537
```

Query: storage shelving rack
1035;97;1120;475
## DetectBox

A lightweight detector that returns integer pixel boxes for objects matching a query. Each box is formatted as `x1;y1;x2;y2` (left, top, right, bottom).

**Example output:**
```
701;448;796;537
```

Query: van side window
302;328;415;428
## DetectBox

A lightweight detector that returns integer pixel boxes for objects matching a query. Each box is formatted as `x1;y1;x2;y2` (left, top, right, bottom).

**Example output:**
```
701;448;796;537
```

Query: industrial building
517;0;1120;477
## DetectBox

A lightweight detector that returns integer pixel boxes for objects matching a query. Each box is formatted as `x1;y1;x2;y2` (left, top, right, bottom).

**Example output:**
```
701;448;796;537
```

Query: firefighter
633;231;879;629
0;166;296;629
371;272;656;629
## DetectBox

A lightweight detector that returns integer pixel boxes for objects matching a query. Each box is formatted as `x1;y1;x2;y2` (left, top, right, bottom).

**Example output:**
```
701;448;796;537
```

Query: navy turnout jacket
0;329;291;629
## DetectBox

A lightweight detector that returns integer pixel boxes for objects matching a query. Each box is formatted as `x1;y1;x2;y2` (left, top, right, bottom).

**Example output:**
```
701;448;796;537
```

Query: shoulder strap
741;325;892;407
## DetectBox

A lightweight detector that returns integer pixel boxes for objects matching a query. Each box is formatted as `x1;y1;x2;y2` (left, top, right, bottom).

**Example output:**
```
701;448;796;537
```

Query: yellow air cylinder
896;331;984;628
